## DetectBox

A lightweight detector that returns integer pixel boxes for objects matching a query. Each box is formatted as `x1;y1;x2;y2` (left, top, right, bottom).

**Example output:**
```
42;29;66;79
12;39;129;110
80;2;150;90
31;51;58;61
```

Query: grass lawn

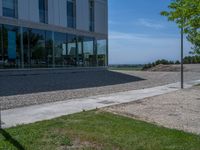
0;110;200;150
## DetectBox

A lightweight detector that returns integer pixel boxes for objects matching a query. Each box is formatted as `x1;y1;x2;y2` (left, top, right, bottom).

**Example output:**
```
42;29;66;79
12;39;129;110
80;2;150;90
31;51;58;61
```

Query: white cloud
109;31;177;44
109;31;146;41
136;18;164;29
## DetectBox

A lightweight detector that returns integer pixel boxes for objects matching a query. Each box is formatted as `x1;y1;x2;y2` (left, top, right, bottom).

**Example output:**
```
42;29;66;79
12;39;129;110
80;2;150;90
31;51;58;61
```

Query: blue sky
108;0;191;64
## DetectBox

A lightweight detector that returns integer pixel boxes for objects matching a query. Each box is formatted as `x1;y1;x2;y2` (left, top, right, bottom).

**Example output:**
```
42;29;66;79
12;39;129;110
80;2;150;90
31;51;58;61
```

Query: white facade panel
95;0;108;34
0;0;108;35
59;0;67;27
76;0;89;31
48;0;55;25
0;0;2;16
18;0;29;20
53;0;60;26
29;0;39;23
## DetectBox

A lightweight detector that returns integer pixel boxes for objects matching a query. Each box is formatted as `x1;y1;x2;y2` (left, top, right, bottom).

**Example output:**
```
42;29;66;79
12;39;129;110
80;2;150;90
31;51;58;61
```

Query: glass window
89;0;95;32
23;28;30;67
67;34;77;66
54;32;67;67
2;0;18;18
29;29;52;68
77;37;84;66
67;0;76;28
83;37;96;67
1;25;21;68
45;31;53;67
23;28;53;68
39;0;48;24
97;39;107;66
0;25;3;69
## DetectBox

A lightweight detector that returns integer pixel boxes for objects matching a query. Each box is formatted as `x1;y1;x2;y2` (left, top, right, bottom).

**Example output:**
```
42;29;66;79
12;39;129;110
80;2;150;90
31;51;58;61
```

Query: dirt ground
145;64;200;72
103;86;200;135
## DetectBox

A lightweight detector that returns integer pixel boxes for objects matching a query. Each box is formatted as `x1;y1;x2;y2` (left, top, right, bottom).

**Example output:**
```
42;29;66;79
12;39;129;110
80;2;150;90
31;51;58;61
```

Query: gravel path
0;69;200;110
103;86;200;135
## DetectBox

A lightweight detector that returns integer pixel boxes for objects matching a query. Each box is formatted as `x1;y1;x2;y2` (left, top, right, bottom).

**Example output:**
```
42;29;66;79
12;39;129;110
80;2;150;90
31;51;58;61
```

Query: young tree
175;60;181;64
161;0;200;54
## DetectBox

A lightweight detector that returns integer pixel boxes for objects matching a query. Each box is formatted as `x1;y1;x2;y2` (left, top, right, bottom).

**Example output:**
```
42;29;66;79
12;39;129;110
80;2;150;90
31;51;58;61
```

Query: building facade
0;0;108;69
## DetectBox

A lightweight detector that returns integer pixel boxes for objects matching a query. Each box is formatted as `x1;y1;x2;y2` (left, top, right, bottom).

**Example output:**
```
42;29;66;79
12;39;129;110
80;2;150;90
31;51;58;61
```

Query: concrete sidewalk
1;79;200;128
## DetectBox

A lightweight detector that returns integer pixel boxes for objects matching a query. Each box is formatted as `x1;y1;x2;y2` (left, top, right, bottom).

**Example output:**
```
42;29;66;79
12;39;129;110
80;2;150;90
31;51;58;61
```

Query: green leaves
161;0;200;54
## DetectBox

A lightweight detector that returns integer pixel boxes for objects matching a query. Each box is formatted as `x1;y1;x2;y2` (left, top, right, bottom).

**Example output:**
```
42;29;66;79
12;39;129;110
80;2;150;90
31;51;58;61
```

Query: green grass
0;111;200;150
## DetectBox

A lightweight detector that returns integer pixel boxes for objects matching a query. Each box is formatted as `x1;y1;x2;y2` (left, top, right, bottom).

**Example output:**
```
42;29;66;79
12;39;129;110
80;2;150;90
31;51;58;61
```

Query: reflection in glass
23;28;53;68
0;25;107;69
0;25;3;69
97;39;107;66
83;37;95;67
23;28;30;67
45;31;53;66
1;25;20;68
54;32;67;67
67;34;77;66
77;37;84;66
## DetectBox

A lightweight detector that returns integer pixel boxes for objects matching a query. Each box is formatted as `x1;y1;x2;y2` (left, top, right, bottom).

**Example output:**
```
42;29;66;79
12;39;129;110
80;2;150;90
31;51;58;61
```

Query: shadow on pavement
0;129;25;150
0;69;145;96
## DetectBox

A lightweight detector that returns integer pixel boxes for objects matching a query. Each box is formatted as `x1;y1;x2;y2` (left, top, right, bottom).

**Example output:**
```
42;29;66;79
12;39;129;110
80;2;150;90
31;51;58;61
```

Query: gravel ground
0;69;200;110
103;86;200;135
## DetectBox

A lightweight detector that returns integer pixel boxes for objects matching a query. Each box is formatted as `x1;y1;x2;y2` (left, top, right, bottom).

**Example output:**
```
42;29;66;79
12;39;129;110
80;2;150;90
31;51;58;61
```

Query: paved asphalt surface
0;68;200;110
0;69;144;96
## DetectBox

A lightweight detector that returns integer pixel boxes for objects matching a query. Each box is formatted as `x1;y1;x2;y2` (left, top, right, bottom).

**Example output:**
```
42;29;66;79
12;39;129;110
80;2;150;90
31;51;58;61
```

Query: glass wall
23;27;30;67
97;39;107;66
67;34;77;66
29;29;45;67
83;37;95;67
77;37;84;66
45;31;53;67
0;25;3;69
0;25;21;69
23;28;53;68
2;0;18;18
30;29;52;67
54;32;67;67
0;24;108;69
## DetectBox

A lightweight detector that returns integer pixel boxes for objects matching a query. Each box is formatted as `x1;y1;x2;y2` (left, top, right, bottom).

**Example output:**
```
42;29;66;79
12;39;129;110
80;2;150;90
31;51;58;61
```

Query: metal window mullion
20;26;24;68
52;31;55;68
